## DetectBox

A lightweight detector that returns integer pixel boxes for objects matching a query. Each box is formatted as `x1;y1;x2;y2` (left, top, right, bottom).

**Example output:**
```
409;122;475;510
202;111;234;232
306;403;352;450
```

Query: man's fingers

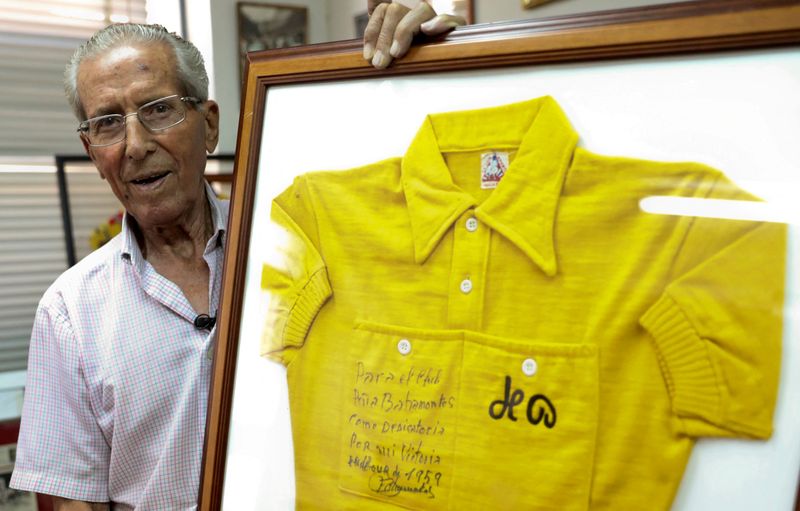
419;14;466;36
364;1;465;69
363;2;387;61
371;2;410;69
389;3;437;58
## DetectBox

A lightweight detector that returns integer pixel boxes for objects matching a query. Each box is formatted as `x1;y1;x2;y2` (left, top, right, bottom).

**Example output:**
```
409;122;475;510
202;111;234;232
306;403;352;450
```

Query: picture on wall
237;2;308;78
354;11;369;38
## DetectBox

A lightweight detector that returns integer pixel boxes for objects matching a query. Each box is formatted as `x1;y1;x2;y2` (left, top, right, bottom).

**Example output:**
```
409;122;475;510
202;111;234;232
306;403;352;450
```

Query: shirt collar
121;180;227;268
401;96;578;276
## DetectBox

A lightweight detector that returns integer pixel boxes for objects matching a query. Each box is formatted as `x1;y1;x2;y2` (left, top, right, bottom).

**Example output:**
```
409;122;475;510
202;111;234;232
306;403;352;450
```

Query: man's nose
124;113;154;160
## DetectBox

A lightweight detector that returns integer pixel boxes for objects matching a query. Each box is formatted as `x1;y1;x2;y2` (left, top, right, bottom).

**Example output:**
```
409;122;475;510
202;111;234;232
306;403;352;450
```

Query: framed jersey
202;2;800;509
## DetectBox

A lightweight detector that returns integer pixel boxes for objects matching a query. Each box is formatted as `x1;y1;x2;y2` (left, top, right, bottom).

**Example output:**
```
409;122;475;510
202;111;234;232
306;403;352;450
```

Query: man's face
77;42;219;230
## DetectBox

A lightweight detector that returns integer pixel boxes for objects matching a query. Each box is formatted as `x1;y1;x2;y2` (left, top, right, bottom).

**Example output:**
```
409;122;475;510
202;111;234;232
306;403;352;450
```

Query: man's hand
364;0;466;69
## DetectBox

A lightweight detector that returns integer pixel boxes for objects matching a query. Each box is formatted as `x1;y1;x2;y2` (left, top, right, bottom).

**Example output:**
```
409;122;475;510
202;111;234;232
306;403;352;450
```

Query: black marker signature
368;474;436;499
489;375;557;428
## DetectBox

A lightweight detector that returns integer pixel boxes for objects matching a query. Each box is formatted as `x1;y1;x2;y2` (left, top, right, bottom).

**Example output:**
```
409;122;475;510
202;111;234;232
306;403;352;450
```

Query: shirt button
206;345;214;361
465;217;478;232
460;278;473;294
397;339;412;355
522;358;538;377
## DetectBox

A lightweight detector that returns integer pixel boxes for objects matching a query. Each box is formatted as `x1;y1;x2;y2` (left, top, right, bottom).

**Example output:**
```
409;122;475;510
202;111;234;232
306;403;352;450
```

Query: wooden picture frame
202;1;800;509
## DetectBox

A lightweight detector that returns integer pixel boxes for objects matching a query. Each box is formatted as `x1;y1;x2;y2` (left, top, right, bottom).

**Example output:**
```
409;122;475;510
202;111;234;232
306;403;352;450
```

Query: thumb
420;14;466;35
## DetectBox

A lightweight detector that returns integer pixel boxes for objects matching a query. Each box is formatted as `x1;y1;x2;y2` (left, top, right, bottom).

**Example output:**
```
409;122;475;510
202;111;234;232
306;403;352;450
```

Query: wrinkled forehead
77;41;180;91
76;42;183;115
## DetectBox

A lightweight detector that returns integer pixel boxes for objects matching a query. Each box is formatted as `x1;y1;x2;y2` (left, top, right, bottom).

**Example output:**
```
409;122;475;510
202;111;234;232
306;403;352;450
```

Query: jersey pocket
337;322;463;509
336;322;598;510
452;336;599;510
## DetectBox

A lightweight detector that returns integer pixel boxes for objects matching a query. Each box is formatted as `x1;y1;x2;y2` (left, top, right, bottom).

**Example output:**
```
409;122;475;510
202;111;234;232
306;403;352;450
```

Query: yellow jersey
262;97;785;510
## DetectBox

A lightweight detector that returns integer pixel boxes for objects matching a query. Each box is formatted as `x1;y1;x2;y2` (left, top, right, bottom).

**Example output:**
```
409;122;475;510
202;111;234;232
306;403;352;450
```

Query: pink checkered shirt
11;183;227;510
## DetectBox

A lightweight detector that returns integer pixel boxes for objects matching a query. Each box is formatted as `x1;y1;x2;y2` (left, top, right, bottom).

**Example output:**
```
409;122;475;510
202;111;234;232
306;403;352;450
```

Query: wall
209;1;704;153
329;0;368;42
208;0;331;154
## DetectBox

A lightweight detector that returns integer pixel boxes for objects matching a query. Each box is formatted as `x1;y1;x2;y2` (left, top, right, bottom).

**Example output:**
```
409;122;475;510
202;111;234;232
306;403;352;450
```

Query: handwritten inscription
352;388;456;412
488;375;556;428
349;413;446;436
368;468;443;499
349;433;443;465
356;361;442;387
342;360;453;504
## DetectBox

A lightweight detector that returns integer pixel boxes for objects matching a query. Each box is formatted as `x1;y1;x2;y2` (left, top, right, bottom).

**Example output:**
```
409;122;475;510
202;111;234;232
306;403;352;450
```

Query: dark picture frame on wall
54;154;236;267
354;11;370;38
236;2;308;79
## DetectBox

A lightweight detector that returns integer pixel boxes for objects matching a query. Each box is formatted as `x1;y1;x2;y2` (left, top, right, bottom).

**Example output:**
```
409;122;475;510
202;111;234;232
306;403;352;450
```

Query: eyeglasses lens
83;95;189;146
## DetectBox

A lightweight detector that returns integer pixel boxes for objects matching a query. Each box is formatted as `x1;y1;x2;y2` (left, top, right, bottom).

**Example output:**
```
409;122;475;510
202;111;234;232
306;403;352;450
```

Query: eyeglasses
77;94;200;147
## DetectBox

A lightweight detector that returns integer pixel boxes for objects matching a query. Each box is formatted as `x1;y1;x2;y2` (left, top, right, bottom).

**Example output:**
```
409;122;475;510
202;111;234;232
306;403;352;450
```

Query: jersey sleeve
640;172;787;439
10;294;110;502
260;175;332;365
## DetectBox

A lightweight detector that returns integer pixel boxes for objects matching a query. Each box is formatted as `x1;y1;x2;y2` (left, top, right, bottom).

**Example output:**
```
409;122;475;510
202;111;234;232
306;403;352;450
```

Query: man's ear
203;100;220;153
80;133;105;180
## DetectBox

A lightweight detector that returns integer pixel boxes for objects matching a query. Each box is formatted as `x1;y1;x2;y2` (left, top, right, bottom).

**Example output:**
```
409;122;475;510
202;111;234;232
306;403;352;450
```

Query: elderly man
11;24;222;510
10;4;459;509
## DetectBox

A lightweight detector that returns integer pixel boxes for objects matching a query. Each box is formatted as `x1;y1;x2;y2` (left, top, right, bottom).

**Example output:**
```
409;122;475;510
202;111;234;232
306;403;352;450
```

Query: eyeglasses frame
77;94;201;147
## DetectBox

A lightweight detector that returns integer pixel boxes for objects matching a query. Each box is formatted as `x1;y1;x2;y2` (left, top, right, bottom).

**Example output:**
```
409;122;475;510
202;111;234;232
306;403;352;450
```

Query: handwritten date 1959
368;469;443;500
488;375;557;428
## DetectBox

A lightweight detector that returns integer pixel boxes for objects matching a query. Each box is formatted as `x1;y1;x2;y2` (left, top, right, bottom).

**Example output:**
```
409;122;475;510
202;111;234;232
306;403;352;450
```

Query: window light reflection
49;9;106;22
639;197;795;224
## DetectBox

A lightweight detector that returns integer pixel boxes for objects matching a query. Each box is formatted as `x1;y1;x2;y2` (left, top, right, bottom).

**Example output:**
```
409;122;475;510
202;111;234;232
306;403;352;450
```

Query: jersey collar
401;96;578;276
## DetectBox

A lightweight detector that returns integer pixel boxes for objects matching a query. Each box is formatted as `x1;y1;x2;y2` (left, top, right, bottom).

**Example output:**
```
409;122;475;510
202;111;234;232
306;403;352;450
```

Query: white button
522;358;538;376
206;345;214;361
465;217;478;232
397;339;412;355
460;279;473;294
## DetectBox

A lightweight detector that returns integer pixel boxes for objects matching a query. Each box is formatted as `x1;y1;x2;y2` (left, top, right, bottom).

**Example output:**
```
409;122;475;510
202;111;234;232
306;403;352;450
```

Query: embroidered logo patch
480;151;509;189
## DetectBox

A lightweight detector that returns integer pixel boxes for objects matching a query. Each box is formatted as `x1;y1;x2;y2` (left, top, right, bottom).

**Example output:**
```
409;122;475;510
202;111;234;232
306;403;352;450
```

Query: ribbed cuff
640;294;721;421
283;267;332;348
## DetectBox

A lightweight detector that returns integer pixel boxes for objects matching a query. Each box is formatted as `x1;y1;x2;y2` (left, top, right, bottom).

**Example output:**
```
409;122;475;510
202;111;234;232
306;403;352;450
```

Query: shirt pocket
337;322;463;510
336;322;598;511
452;336;599;510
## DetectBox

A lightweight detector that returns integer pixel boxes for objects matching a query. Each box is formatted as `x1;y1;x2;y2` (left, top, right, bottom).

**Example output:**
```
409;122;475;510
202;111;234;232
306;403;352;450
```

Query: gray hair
65;23;209;121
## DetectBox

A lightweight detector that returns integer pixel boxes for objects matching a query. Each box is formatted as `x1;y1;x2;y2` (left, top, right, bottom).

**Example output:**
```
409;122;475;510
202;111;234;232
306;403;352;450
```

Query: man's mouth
131;171;170;186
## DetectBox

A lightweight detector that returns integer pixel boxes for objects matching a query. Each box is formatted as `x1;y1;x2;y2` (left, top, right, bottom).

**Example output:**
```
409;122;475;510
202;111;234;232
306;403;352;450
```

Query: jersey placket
447;209;490;330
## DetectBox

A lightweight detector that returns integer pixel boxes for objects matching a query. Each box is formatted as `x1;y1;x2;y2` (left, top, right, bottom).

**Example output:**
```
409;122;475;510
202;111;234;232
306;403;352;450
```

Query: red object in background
0;419;18;444
0;419;52;511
